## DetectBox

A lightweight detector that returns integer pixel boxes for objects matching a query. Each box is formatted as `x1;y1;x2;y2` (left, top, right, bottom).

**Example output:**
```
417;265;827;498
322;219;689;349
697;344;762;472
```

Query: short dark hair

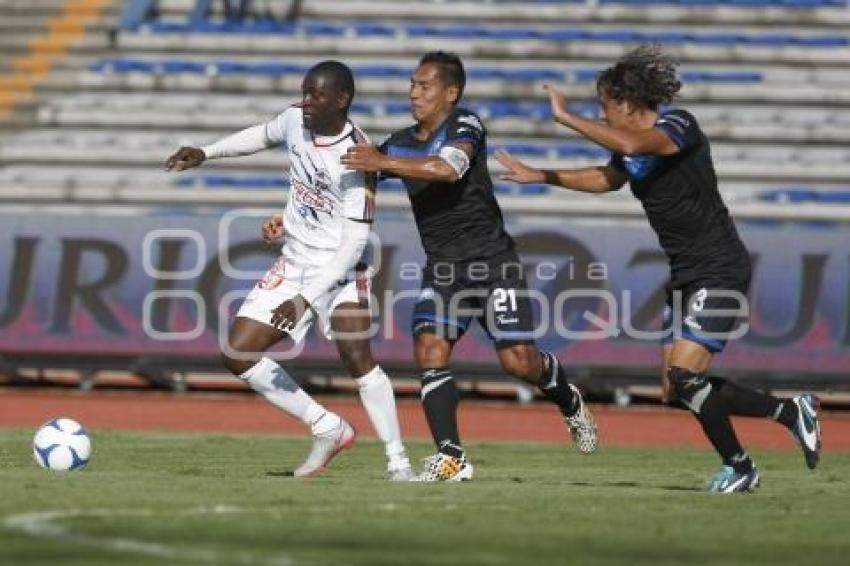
307;60;355;107
419;51;466;102
596;45;681;110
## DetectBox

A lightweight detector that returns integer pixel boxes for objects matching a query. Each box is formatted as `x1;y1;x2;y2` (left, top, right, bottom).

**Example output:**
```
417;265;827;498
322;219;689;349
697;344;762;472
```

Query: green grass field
1;430;848;566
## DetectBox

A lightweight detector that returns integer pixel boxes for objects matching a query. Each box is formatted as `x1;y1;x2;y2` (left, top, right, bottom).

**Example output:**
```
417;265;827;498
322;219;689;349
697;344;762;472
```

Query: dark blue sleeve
655;109;700;151
608;153;626;172
441;109;485;154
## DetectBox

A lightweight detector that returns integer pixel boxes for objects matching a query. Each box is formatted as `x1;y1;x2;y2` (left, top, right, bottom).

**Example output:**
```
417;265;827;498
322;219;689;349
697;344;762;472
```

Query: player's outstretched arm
496;149;626;193
341;141;466;183
544;85;678;157
165;123;273;171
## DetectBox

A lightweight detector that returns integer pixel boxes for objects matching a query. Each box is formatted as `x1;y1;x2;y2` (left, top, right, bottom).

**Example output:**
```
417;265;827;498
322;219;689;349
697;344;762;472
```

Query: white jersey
265;106;375;267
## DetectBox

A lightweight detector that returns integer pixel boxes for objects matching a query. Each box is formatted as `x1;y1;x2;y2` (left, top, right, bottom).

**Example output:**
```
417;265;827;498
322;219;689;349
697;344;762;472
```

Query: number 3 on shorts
493;288;518;313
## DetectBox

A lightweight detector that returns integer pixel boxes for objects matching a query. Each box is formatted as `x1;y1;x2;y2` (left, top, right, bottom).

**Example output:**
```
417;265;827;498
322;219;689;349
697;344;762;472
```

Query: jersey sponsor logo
496;314;519;325
291;178;333;222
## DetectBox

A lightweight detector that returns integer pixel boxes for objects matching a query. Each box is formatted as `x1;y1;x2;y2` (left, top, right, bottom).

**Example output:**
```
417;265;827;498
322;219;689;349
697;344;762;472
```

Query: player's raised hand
543;84;570;124
164;146;206;172
261;214;284;244
495;149;544;184
340;142;384;172
270;295;309;333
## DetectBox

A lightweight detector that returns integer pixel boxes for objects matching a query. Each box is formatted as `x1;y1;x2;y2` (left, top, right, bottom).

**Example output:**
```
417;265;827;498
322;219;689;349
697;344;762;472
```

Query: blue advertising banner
1;207;848;376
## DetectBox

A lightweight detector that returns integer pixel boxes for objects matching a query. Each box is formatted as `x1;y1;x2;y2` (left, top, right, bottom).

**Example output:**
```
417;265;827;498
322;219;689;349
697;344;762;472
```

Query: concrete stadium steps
4;128;850;184
2;168;849;222
0;0;121;128
53;66;850;106
153;0;850;27
0;163;834;205
31;92;850;144
115;28;850;66
81;56;850;88
298;0;850;27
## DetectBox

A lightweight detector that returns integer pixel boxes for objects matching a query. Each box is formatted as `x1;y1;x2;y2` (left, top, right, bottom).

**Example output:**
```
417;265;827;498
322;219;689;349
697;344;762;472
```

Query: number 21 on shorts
493;288;518;313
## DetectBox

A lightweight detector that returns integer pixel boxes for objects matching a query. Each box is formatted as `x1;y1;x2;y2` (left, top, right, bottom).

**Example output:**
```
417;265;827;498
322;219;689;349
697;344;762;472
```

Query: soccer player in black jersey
497;45;822;493
342;51;598;481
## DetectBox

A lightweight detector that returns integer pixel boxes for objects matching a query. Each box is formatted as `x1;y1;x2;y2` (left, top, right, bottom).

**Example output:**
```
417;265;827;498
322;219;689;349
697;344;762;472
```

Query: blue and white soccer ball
32;418;92;471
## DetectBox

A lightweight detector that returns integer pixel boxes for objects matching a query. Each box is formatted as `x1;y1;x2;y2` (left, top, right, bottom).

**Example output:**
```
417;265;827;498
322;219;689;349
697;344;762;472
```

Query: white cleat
388;465;417;482
791;394;821;470
293;418;356;478
566;384;598;454
387;453;416;481
414;453;474;482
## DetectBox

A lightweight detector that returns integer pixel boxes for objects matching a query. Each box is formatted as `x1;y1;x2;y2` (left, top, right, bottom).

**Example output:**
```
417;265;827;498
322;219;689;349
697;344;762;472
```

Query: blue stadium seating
174;174;553;196
133;21;849;48
481;0;847;6
90;58;764;85
758;188;850;203
175;175;288;189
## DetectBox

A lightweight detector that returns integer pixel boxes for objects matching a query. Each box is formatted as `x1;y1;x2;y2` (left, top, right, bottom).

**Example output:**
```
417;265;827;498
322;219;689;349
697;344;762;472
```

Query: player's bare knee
499;345;540;380
221;351;254;377
338;341;374;377
414;333;451;368
501;357;534;379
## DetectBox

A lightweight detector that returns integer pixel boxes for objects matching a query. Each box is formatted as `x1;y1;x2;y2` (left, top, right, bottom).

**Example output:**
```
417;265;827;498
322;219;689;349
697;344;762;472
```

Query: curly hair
596;45;682;110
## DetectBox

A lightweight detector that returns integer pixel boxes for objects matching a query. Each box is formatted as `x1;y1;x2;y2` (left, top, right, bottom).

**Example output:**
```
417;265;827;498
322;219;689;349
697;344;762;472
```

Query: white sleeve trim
201;124;271;160
299;219;371;305
438;145;471;178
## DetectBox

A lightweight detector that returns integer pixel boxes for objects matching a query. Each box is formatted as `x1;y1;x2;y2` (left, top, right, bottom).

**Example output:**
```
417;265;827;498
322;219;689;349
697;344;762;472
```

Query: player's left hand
495;149;544;184
543;84;570;124
340;142;384;172
270;295;310;333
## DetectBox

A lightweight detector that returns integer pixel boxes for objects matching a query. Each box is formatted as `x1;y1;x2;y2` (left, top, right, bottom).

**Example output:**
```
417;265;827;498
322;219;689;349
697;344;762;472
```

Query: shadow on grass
565;480;703;493
266;470;296;477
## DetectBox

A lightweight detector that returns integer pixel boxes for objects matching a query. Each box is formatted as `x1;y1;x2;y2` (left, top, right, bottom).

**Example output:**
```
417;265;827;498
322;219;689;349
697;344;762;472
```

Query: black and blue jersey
609;109;750;287
379;107;514;263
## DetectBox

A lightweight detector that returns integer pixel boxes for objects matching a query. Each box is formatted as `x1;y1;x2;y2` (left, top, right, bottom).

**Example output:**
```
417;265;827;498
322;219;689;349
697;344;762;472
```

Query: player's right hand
495;149;544;183
262;214;284;243
164;146;206;172
543;84;570;121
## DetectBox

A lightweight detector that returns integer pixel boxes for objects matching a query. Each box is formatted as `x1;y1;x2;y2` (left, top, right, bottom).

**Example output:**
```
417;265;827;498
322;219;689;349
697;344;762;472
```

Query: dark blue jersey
609;109;750;286
379;107;514;263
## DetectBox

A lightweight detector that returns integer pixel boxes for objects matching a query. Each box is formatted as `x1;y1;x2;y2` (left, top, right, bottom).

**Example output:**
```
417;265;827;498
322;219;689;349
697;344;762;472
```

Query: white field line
2;506;294;566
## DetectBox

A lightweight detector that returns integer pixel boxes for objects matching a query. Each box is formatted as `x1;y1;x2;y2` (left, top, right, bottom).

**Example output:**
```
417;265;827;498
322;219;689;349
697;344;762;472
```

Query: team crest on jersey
314;169;332;193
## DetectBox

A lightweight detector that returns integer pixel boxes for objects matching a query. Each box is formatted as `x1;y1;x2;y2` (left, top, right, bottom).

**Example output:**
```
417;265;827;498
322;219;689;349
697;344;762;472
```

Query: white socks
240;358;408;466
239;357;338;435
356;365;407;465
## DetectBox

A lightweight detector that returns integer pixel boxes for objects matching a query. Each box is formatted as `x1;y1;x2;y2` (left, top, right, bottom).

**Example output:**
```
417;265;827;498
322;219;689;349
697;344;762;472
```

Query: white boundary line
2;506;294;566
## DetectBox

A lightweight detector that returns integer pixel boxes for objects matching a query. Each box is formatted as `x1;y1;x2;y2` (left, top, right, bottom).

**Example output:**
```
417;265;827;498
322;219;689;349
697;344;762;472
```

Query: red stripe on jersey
363;172;377;222
355;264;370;307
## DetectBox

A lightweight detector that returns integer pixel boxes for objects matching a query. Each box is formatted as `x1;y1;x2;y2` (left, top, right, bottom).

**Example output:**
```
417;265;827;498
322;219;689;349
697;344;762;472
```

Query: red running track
2;389;849;451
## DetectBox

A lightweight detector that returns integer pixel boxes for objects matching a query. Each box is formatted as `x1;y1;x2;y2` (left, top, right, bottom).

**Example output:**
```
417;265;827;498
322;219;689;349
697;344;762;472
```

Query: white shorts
236;255;370;344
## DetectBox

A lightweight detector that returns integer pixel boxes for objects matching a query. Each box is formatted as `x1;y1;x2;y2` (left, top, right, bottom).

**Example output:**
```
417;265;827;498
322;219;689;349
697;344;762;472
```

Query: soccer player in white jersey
164;61;414;480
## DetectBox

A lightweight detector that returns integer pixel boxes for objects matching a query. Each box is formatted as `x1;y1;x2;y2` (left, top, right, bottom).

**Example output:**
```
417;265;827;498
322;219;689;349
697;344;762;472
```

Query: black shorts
661;276;750;353
411;250;537;348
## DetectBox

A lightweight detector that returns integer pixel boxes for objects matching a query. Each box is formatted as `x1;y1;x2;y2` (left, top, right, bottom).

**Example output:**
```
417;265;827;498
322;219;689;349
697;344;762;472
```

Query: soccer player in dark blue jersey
342;51;598;481
497;45;822;493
